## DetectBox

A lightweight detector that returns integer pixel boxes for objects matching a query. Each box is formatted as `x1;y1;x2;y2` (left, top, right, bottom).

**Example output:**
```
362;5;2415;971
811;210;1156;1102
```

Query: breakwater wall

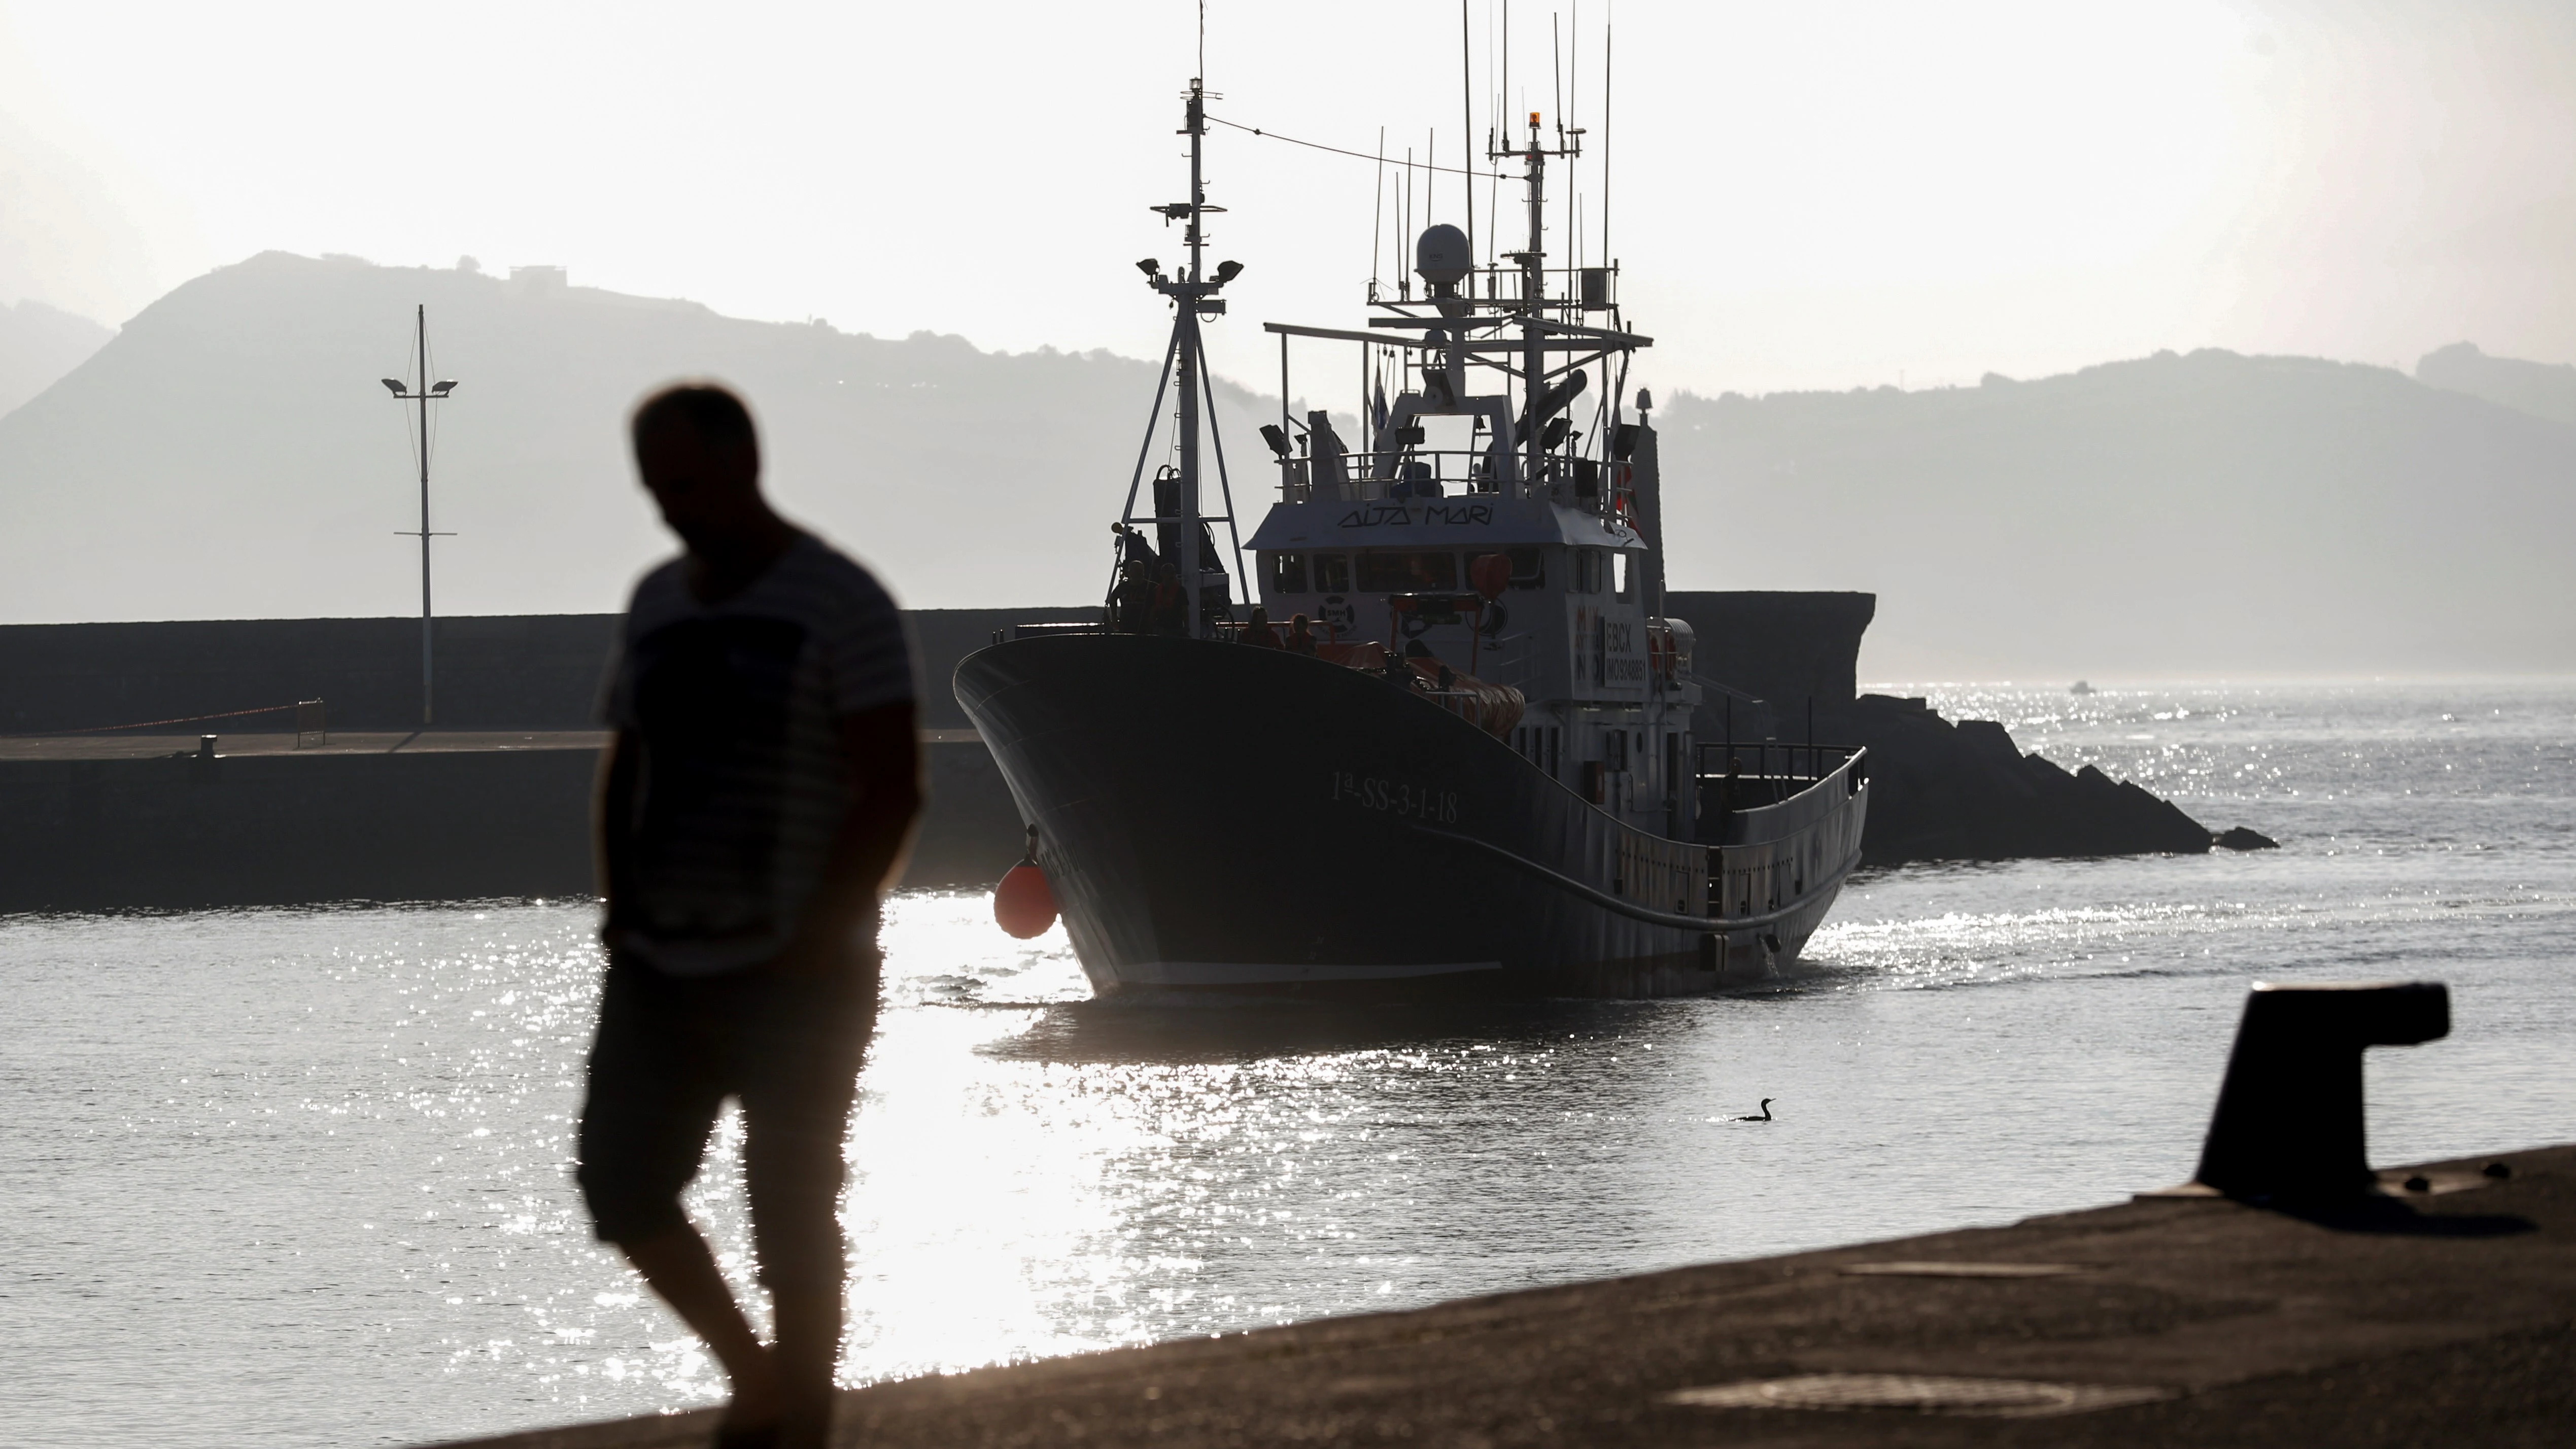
0;737;1024;913
0;598;1865;736
1663;590;1876;706
0;608;1097;734
0;608;1078;910
0;745;600;909
0;596;2219;912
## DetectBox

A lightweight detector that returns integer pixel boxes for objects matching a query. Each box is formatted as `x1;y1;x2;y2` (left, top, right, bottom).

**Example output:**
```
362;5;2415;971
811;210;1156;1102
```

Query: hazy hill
2415;342;2576;429
1656;352;2576;677
4;255;2571;677
0;253;1278;623
0;298;113;421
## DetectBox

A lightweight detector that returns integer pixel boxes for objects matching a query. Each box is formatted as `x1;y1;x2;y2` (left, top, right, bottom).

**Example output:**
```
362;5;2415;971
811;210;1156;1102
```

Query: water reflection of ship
956;74;1867;998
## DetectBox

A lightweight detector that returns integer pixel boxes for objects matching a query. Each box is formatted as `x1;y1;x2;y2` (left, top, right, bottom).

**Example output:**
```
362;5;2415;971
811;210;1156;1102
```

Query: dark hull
955;635;1866;998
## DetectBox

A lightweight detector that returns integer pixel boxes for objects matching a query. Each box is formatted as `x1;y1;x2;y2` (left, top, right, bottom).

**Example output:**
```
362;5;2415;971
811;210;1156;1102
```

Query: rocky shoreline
1832;692;2237;865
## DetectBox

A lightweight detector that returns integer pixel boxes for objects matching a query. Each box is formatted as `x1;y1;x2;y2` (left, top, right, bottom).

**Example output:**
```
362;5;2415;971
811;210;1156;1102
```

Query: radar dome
1415;224;1471;287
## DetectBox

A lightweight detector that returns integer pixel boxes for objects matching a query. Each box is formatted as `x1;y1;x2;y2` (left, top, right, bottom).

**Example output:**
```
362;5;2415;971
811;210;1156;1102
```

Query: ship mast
1129;77;1245;640
1496;109;1578;486
1177;83;1208;638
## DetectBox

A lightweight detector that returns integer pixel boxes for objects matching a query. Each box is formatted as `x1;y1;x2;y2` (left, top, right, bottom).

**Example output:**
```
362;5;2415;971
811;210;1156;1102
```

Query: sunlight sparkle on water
4;683;2573;1449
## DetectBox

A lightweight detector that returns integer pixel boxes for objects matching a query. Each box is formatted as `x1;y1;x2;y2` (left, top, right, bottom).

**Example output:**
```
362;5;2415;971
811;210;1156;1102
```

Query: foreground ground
427;1144;2572;1448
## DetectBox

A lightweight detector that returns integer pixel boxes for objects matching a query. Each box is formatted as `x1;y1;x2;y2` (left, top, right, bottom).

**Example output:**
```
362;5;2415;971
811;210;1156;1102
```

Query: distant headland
2;252;2571;678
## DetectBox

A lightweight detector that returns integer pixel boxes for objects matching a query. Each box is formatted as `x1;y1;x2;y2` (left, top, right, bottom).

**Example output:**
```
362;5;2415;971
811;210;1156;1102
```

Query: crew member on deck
1150;563;1186;636
1286;613;1318;655
1713;756;1744;820
1241;605;1280;647
1112;557;1154;634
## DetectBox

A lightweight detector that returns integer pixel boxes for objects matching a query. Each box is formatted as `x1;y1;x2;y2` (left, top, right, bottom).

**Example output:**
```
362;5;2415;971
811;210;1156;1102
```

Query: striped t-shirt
599;533;916;976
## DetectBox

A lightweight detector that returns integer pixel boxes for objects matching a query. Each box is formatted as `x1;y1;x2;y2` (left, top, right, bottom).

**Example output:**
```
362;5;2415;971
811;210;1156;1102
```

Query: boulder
1804;695;2215;865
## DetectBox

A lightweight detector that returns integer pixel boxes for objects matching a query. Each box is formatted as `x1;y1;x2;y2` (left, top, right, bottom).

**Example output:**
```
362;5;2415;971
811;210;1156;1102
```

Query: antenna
1370;127;1386;300
381;304;458;727
1462;0;1475;264
1603;10;1613;266
1561;9;1574;288
1552;14;1563;150
1498;0;1510;269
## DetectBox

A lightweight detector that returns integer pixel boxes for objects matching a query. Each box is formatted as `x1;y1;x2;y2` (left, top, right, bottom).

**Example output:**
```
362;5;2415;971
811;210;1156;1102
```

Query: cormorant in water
1736;1098;1774;1122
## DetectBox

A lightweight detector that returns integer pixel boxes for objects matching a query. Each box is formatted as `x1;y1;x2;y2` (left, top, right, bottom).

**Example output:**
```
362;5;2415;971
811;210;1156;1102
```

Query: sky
3;0;2573;398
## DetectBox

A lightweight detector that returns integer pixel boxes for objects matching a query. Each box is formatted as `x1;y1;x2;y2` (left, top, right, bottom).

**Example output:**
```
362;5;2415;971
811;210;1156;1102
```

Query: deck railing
1277;450;1632;510
1694;739;1863;802
1701;745;1870;922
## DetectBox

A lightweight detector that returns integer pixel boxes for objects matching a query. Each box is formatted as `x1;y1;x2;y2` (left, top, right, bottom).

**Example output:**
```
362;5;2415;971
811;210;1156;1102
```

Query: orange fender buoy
993;825;1057;939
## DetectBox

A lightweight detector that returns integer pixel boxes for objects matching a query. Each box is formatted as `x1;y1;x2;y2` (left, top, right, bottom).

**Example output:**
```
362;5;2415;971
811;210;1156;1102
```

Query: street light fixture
380;305;458;727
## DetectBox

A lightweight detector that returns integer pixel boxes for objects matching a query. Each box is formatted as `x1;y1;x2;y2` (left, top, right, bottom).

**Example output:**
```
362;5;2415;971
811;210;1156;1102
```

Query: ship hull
955;635;1867;999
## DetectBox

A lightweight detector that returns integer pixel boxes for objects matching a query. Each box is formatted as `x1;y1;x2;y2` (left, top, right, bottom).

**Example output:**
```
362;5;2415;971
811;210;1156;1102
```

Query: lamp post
380;304;457;727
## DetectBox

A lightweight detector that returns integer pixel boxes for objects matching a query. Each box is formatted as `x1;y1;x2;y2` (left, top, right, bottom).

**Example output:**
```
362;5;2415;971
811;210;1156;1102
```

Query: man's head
631;383;766;553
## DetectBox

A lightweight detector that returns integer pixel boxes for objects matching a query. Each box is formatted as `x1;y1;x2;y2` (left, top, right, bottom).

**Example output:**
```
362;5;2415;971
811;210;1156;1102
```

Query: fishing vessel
956;74;1868;997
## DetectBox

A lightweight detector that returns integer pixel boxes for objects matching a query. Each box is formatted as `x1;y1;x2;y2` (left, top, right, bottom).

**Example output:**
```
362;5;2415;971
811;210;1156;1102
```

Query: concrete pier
0;607;1083;910
0;729;1021;910
422;1144;2570;1448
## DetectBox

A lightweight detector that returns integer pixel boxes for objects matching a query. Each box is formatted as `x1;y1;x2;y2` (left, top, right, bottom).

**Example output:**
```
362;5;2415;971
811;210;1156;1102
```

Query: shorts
575;946;880;1291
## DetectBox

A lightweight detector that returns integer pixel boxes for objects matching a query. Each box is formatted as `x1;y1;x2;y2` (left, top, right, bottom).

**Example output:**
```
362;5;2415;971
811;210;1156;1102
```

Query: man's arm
594;727;642;934
782;700;924;968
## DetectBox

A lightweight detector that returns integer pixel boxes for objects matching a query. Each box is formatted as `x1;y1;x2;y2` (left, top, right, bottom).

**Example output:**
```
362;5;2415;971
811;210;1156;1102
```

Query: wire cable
1208;113;1501;183
7;702;302;738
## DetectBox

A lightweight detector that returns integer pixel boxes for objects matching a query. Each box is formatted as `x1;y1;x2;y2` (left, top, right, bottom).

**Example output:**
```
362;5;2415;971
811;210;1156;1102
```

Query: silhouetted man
579;382;920;1449
1150;561;1187;636
1112;556;1154;634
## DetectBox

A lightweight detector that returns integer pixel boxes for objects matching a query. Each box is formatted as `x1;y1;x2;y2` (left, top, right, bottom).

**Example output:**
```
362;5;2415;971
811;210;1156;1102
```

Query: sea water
3;682;2569;1447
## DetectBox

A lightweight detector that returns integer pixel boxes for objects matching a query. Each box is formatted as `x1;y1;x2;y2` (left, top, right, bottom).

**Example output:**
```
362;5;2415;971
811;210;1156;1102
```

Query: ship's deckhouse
1246;495;1658;710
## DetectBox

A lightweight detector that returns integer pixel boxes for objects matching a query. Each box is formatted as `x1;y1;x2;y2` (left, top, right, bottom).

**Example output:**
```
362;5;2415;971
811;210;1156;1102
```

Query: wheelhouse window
1613;550;1632;599
1356;551;1459;593
1263;551;1309;594
1314;553;1351;592
1506;547;1545;589
1574;549;1606;594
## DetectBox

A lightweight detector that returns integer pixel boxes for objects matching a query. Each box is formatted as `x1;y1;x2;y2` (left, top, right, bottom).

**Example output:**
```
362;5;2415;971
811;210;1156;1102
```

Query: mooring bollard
2191;980;2449;1200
